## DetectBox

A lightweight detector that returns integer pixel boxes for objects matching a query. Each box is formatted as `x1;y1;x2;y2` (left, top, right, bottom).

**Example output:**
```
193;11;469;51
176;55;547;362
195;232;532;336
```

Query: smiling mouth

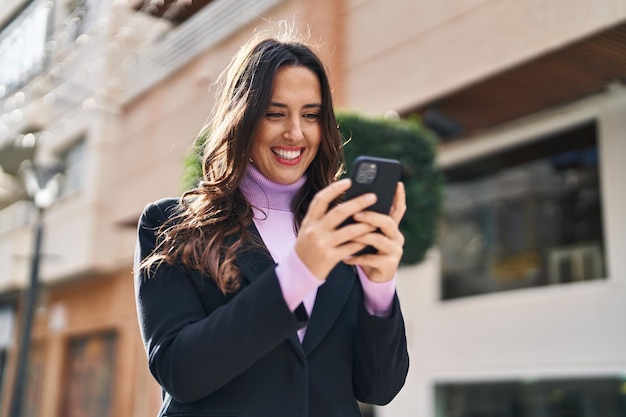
272;148;303;161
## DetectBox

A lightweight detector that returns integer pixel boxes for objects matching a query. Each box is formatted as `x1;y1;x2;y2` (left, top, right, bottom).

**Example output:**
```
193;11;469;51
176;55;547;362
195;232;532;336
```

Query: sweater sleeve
275;248;324;312
356;266;397;317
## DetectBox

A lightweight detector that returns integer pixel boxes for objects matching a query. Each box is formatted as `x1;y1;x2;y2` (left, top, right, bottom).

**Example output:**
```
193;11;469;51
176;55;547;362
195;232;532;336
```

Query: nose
284;116;304;141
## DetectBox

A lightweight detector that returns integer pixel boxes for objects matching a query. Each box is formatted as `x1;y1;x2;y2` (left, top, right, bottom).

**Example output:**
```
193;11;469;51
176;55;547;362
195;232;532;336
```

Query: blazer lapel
235;223;306;362
301;263;356;355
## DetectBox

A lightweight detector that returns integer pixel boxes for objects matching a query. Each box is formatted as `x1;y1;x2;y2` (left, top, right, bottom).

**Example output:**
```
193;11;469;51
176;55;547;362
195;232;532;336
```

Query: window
59;138;86;196
0;0;51;97
60;332;116;417
435;377;626;417
440;121;605;300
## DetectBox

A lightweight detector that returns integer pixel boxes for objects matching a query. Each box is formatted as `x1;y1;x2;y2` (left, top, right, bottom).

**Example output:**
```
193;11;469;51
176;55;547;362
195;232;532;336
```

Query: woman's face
250;65;322;184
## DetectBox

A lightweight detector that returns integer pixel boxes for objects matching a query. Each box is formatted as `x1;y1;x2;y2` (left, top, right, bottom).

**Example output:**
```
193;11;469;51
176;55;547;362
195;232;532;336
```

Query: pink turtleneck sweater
239;164;396;342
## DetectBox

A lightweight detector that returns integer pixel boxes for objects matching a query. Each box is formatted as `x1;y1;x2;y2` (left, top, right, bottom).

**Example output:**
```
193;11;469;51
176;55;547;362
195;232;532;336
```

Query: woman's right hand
295;179;378;280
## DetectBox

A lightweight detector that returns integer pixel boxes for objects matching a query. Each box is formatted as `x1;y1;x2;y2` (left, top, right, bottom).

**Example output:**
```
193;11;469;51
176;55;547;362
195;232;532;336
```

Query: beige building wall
37;270;157;417
0;269;155;417
346;0;626;113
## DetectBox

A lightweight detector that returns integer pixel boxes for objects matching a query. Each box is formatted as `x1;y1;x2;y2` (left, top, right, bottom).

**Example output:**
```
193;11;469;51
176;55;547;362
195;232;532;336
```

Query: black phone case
343;156;402;255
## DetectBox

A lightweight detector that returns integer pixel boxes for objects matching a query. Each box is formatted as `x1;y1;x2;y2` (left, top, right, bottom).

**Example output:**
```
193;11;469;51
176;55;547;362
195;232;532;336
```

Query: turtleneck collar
239;163;306;212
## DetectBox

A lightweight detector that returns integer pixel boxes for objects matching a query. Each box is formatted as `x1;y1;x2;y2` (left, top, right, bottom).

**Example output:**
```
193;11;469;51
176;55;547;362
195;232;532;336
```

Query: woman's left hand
342;182;407;283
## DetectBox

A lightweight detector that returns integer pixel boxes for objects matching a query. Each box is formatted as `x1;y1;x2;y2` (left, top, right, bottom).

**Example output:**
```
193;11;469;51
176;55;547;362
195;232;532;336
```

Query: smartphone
342;156;403;255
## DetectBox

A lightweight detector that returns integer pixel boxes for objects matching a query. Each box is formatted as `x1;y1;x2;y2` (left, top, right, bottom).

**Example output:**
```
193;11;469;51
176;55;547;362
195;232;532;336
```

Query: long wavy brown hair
140;35;344;294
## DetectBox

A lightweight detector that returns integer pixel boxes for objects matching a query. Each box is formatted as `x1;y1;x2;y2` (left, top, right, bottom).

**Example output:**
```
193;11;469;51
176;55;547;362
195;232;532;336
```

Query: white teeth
272;148;302;160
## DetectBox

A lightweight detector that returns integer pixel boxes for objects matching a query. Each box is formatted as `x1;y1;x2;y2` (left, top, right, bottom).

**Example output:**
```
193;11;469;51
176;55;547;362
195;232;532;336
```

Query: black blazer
134;198;409;417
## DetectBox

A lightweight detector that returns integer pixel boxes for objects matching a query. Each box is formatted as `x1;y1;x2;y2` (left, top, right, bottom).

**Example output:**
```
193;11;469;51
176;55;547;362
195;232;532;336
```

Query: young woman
134;34;409;417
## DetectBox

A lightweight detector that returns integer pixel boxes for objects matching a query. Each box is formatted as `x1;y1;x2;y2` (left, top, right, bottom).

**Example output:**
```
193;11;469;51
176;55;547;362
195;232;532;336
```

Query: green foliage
181;112;444;265
337;112;443;265
182;131;208;191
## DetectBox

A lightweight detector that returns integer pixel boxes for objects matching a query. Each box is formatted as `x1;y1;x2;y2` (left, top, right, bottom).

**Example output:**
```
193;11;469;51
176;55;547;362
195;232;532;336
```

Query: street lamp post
9;208;44;417
8;161;62;417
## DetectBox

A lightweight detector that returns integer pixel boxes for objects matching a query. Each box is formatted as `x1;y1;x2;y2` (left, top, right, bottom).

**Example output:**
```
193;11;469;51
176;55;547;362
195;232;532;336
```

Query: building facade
0;0;624;416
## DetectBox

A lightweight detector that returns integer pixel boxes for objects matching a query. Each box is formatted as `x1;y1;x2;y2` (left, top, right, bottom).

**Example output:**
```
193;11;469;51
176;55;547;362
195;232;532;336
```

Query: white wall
379;88;626;417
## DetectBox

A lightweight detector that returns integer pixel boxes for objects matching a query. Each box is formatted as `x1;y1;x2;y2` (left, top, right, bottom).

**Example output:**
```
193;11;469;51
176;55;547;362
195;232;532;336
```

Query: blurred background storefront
0;0;625;416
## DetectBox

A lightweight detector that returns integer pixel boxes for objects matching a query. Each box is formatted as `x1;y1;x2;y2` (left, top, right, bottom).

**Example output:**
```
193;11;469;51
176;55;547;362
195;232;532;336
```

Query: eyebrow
269;102;322;109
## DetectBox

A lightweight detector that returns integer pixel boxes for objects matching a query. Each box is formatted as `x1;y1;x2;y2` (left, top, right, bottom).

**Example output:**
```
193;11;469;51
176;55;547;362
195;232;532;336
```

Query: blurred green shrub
338;112;443;265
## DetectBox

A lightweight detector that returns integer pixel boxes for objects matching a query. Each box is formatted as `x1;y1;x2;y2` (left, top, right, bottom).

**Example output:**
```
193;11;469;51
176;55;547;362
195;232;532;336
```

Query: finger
343;227;387;250
334;222;377;245
327;192;378;229
345;217;405;260
342;248;396;280
343;233;403;278
389;182;407;225
352;211;400;241
342;255;396;283
335;240;372;262
349;232;397;255
306;178;352;220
